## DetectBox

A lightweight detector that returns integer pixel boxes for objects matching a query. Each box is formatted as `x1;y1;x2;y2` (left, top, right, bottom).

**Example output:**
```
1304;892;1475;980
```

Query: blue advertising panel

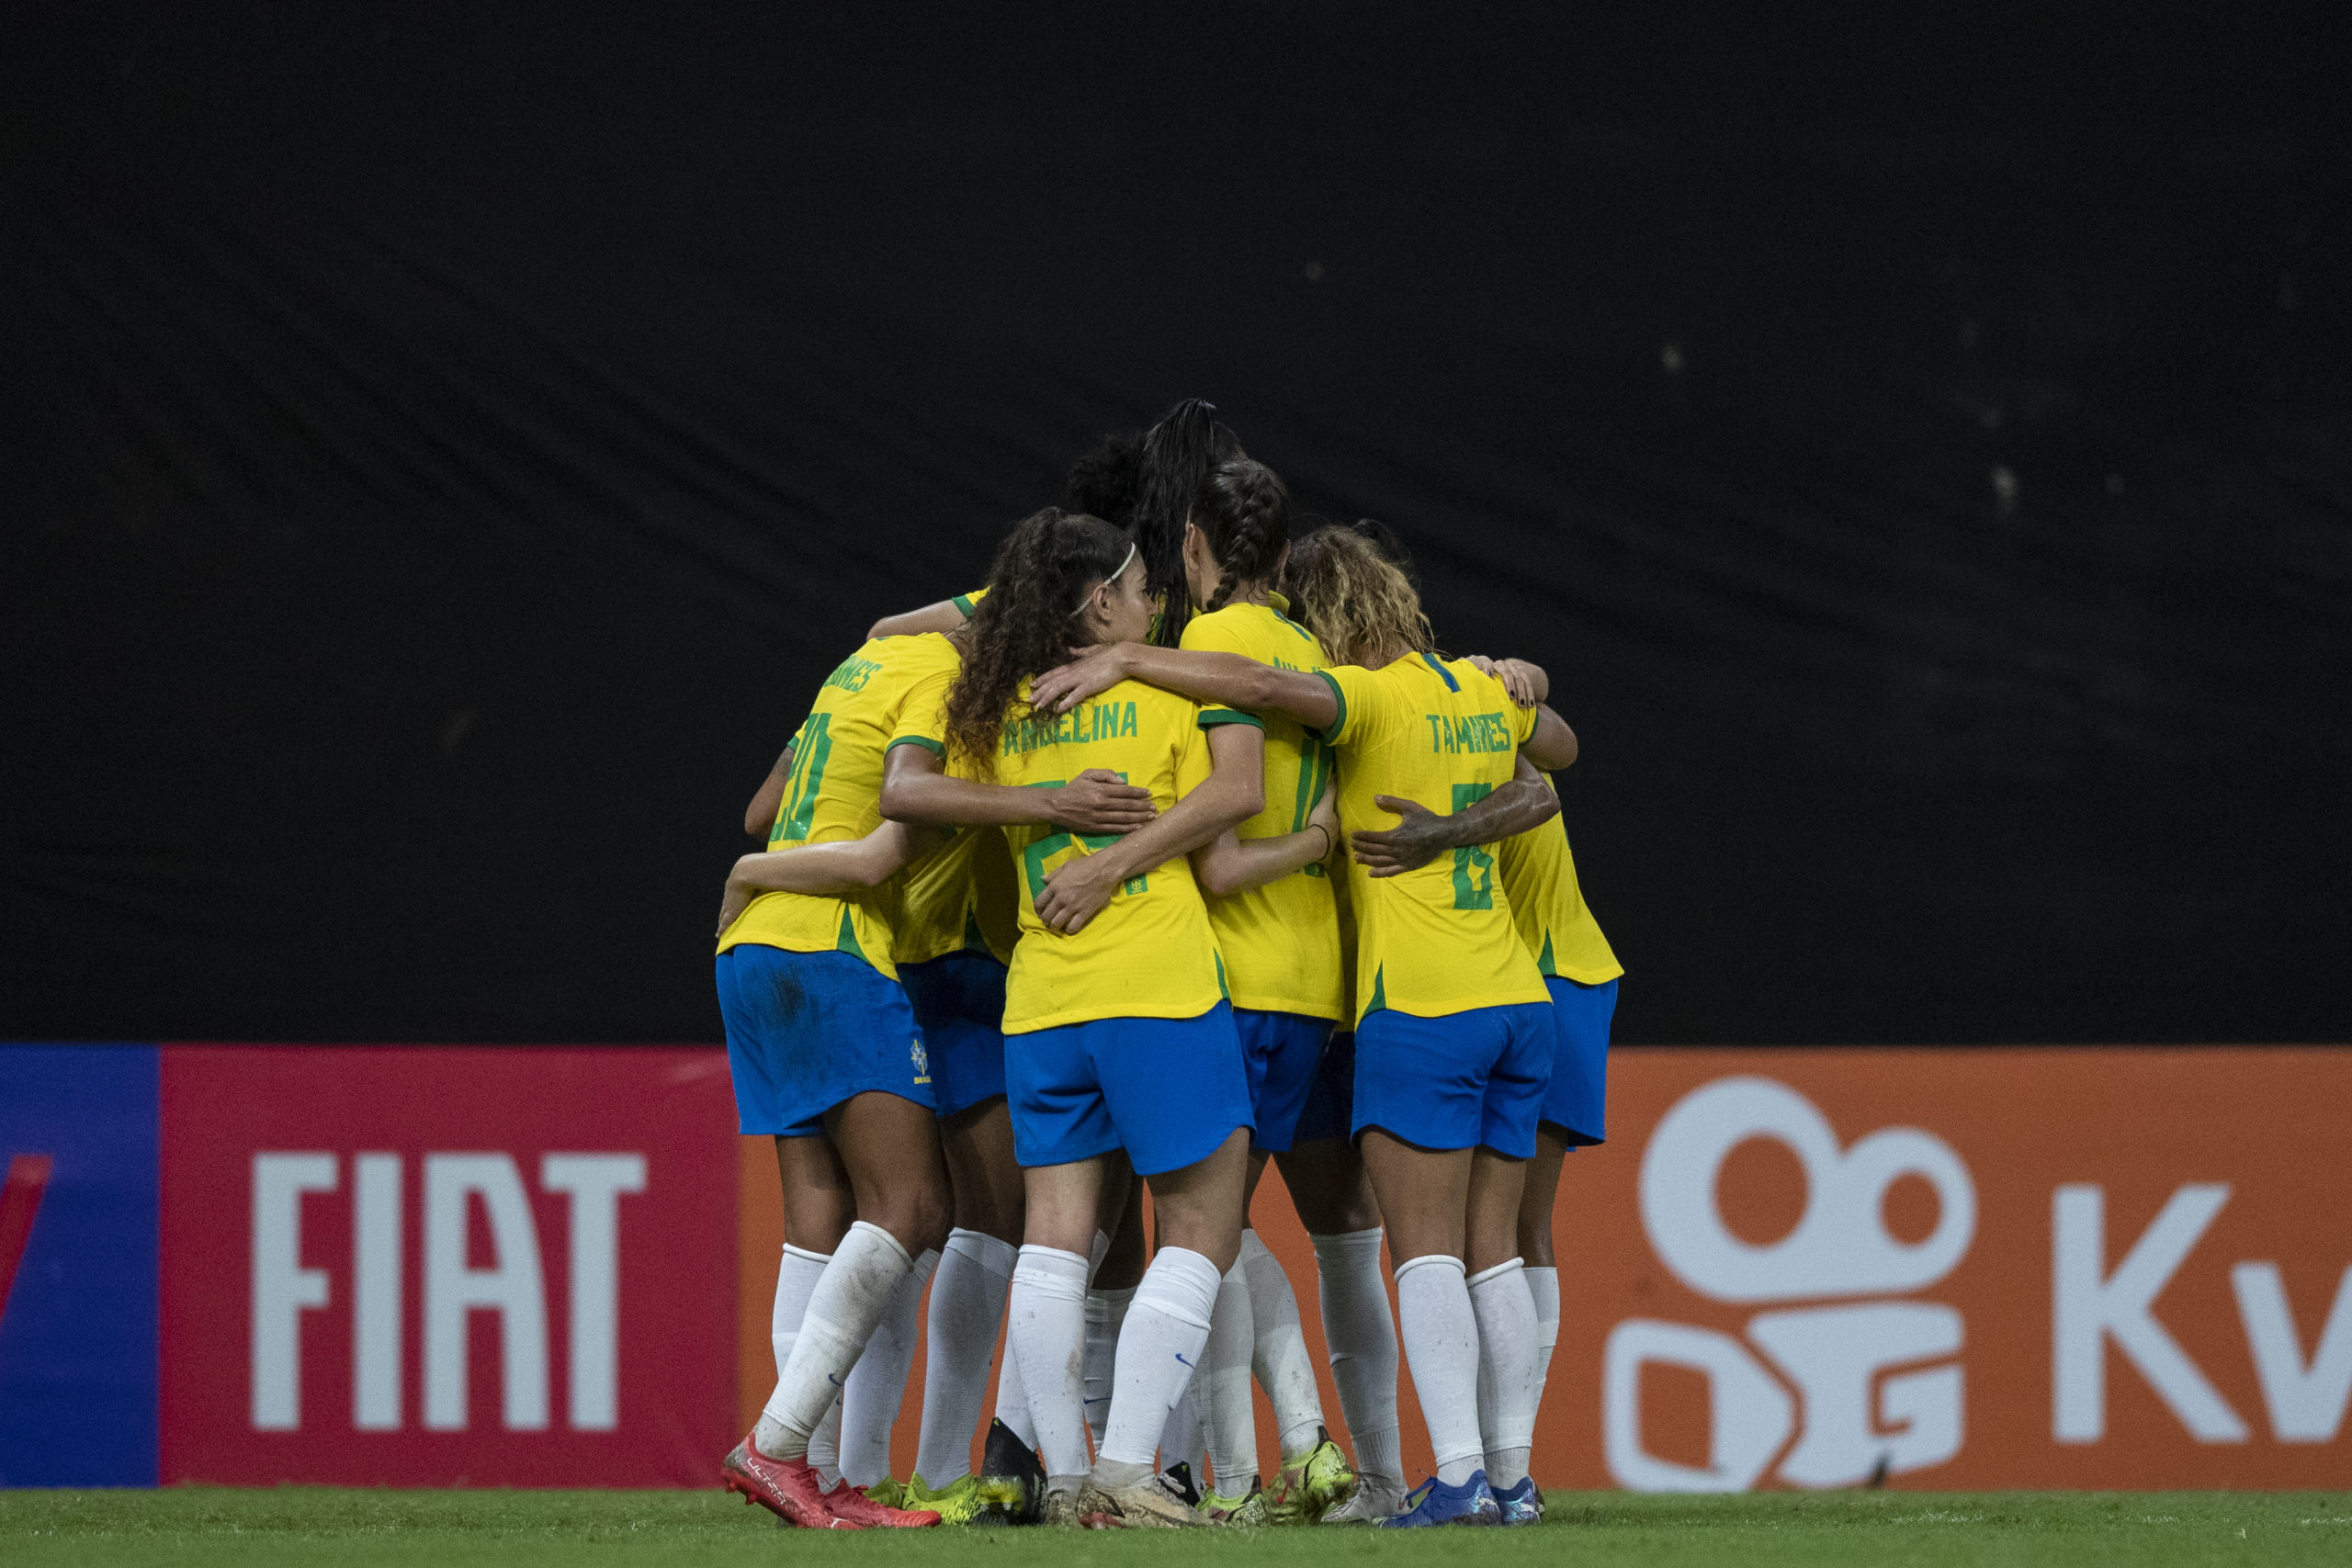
0;1045;160;1486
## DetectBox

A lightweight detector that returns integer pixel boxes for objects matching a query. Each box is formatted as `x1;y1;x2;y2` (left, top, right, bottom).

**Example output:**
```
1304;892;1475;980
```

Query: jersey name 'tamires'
1316;652;1548;1021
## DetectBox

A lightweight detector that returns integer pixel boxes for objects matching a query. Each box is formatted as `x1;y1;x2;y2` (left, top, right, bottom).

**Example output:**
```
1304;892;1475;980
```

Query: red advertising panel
162;1047;736;1486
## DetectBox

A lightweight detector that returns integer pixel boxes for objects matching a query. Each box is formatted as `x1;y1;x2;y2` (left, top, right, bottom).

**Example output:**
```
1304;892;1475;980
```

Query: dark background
5;5;2346;1045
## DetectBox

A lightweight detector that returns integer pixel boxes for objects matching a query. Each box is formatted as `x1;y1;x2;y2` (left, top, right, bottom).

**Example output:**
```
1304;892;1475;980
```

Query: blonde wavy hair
1280;525;1438;667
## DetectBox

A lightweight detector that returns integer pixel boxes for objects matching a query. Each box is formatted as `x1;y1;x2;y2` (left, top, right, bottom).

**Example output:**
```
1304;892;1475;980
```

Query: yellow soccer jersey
716;637;944;977
1331;867;1359;1031
1316;654;1550;1022
967;678;1228;1033
887;631;1018;965
1180;597;1345;1020
1498;783;1623;985
951;585;989;616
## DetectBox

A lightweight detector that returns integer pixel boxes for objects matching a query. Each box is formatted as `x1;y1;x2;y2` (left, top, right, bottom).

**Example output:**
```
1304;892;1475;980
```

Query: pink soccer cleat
820;1480;944;1528
721;1438;859;1529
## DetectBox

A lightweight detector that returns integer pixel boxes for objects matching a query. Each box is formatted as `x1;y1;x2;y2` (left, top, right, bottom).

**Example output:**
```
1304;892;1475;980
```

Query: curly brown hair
944;508;1132;773
1281;524;1438;667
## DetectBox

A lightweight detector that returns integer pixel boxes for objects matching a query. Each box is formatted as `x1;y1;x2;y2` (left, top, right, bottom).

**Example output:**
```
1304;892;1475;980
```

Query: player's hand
1036;850;1125;934
1307;776;1342;870
1350;794;1453;877
1049;769;1157;834
1467;654;1541;707
715;875;753;939
1028;643;1130;717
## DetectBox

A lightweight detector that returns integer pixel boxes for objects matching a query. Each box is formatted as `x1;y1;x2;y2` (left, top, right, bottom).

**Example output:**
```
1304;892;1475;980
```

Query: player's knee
864;1173;952;1257
1156;1209;1242;1274
1296;1186;1381;1235
908;1182;953;1255
1465;1211;1523;1275
787;1189;856;1254
951;1178;1023;1246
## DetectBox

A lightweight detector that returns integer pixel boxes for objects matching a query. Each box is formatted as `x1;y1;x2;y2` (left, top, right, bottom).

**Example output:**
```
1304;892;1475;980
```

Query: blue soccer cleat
1376;1471;1501;1528
1490;1475;1544;1525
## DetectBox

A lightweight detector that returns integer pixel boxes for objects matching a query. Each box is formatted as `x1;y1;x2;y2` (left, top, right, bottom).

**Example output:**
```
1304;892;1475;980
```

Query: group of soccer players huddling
714;400;1621;1530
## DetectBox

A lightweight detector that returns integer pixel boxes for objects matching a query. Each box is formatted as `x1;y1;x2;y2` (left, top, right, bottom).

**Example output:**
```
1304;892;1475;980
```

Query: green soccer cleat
1264;1427;1360;1524
1198;1485;1269;1526
863;1478;907;1510
899;1473;990;1526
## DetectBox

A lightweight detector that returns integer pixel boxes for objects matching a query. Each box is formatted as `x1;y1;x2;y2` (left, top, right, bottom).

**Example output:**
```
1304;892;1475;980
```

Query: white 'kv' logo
1605;1077;1977;1491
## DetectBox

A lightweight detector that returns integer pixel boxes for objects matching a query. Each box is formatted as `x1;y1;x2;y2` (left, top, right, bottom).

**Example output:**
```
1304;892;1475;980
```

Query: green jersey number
772;715;834;844
1450;782;1497;909
1022;776;1148;904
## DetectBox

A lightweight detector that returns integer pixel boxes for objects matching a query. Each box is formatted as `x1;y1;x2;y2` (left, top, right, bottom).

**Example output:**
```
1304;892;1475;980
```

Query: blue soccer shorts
715;944;933;1136
1005;1001;1253;1175
1541;976;1615;1145
899;949;1010;1120
1236;1009;1334;1155
1350;999;1555;1158
1291;1029;1356;1145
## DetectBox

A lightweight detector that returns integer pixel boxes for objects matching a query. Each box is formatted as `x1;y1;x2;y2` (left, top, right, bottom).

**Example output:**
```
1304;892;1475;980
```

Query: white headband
1069;542;1139;622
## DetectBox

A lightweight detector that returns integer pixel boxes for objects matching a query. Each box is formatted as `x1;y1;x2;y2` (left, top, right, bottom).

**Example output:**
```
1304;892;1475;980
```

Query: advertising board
5;1044;2346;1489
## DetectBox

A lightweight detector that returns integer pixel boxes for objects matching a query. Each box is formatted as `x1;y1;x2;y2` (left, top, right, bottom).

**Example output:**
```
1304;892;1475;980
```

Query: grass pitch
4;1488;2348;1566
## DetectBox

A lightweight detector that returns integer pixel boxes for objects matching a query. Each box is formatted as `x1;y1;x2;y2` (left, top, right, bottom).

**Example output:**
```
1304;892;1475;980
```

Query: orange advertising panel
740;1048;2352;1490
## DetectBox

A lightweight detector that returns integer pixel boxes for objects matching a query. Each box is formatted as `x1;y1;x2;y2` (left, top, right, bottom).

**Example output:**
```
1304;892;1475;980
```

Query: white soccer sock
916;1229;1016;1484
839;1246;937;1486
1089;1226;1113;1281
769;1243;831;1382
1312;1228;1401;1483
1008;1245;1092;1490
1159;1378;1206;1479
1202;1261;1259;1492
993;1335;1035;1448
1238;1229;1325;1457
1525;1265;1562;1391
1097;1246;1223;1471
758;1221;916;1461
1395;1252;1483;1486
753;1244;831;1454
1083;1285;1136;1447
1469;1258;1539;1490
808;1395;844;1487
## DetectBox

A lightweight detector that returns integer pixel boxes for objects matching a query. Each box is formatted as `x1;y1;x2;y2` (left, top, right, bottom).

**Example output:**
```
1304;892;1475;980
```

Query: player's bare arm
1521;703;1577;772
714;820;944;936
1194;774;1340;897
1034;730;1266;935
1351;754;1560;878
876;740;1157;835
1029;643;1338;732
743;741;794;839
866;599;969;639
